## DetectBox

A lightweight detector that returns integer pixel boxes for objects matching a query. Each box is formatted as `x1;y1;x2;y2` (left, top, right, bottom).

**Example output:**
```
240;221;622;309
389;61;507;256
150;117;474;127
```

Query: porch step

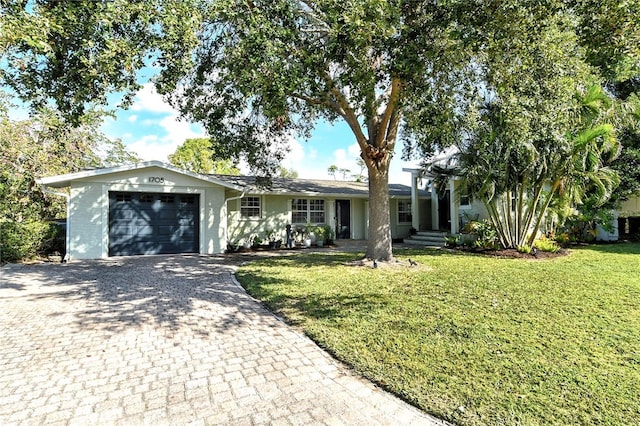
404;231;447;248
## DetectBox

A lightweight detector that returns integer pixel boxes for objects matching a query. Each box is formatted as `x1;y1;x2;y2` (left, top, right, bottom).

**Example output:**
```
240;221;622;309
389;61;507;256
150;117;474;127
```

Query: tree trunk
366;162;393;261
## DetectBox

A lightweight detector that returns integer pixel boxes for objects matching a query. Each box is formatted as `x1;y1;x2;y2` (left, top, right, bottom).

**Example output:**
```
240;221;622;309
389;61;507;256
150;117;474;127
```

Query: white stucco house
37;161;457;260
39;159;633;260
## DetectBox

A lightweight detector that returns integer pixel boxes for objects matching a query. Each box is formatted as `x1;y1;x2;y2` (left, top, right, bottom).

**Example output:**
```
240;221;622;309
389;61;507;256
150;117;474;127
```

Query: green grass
236;243;640;425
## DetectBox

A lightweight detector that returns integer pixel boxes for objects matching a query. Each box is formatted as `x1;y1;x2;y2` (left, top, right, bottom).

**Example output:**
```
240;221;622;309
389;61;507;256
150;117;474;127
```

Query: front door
438;190;451;231
336;200;351;239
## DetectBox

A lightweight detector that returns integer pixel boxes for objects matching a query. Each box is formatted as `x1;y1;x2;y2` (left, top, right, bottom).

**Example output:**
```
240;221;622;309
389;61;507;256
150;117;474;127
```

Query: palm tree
439;86;620;249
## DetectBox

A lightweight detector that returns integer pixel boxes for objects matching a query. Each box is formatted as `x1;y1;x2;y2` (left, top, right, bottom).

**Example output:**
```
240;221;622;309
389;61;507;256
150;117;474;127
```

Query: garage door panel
136;225;154;236
109;191;199;256
111;209;135;220
110;225;133;237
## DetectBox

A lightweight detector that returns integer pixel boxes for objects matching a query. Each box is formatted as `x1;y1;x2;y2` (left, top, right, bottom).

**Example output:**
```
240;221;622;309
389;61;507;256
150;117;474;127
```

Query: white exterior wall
227;195;293;244
350;198;367;239
69;183;106;259
620;196;640;217
67;166;227;260
226;195;372;242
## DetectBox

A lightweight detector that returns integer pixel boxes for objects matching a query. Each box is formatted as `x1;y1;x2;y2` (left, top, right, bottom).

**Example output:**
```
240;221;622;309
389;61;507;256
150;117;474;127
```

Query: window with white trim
459;194;471;208
398;200;412;223
291;198;325;224
240;196;261;218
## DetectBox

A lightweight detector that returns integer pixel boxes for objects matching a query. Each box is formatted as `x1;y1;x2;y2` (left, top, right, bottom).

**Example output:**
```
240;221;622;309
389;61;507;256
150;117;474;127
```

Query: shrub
467;220;500;250
0;221;64;263
323;224;335;244
554;232;571;246
534;236;560;253
517;245;532;254
444;234;461;248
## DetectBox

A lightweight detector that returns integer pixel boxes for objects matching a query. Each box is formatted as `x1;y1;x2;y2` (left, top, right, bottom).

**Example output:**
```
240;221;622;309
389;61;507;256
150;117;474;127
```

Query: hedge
0;221;65;263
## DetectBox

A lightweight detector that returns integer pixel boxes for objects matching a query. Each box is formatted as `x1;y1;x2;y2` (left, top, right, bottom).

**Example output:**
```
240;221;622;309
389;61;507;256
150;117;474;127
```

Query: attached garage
108;192;200;256
35;162;243;260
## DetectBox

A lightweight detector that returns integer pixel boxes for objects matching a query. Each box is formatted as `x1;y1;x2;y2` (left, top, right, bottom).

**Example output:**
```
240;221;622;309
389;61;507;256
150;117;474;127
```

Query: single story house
37;161;445;260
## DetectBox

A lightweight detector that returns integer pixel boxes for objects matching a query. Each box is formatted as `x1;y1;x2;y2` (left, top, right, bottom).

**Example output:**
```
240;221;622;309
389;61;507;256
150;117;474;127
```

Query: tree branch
375;76;402;149
321;70;368;149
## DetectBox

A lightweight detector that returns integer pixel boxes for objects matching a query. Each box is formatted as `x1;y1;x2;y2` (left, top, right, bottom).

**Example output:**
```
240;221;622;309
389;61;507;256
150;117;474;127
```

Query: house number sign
148;176;165;184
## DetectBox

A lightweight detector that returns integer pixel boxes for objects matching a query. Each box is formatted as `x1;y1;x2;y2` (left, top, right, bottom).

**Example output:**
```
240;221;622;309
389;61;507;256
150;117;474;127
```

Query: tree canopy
0;102;139;223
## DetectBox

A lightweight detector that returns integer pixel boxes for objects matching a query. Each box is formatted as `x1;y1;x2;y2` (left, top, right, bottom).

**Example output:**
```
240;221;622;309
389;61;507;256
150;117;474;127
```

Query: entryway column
449;178;458;234
403;168;422;231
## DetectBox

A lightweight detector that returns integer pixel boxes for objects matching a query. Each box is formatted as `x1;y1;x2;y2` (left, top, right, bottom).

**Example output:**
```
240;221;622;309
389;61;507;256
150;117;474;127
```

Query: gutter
40;186;70;263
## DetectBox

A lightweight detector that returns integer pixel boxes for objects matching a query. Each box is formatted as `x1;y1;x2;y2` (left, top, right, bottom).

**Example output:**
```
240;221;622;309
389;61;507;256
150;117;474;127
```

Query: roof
36;161;427;198
213;175;428;198
36;161;244;191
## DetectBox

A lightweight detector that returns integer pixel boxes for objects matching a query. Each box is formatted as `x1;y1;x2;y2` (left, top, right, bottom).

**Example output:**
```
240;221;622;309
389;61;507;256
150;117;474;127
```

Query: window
180;195;196;205
240;196;261;218
398;200;412;223
460;194;470;208
139;194;154;203
116;194;132;203
160;195;175;203
291;198;325;224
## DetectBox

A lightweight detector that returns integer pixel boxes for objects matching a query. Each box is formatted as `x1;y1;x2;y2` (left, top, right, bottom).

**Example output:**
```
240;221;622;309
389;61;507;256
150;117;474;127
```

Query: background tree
352;158;367;182
169;137;240;175
327;165;338;180
0;101;139;260
606;91;640;205
278;167;299;178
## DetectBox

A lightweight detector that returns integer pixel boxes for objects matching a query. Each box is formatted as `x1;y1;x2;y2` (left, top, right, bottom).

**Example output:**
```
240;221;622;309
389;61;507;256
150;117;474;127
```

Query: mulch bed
447;247;569;259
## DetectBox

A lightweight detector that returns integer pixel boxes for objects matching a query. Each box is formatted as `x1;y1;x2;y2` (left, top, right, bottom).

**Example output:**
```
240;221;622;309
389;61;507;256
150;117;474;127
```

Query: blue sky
100;83;421;186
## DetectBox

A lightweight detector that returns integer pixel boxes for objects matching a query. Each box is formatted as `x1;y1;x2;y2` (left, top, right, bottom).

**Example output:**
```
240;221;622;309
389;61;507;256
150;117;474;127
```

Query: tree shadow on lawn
238;267;390;327
6;254;284;336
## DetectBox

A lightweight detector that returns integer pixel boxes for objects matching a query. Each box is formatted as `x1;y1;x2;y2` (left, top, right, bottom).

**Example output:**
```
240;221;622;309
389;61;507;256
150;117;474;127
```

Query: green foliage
323;224;335;244
516;244;531;254
278;167;298;178
444;234;461;248
0;221;63;262
0;0;199;123
554;232;571;246
0;105;139;223
465;220;500;250
0;99;138;262
168;137;240;175
313;226;326;241
3;0;639;261
561;215;600;243
533;236;561;253
607;93;640;205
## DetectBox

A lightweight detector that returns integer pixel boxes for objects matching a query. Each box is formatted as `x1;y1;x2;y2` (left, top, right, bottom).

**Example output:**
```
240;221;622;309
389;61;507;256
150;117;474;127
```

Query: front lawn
236;243;640;425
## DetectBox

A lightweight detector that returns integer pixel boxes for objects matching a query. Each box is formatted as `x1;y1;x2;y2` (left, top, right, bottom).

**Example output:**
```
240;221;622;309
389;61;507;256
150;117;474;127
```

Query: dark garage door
109;192;199;256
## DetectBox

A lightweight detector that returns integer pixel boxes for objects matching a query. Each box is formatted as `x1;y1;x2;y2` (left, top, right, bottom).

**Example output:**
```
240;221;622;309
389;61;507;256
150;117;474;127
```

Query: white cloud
125;116;205;162
130;83;175;114
115;83;206;163
348;142;361;158
281;135;305;166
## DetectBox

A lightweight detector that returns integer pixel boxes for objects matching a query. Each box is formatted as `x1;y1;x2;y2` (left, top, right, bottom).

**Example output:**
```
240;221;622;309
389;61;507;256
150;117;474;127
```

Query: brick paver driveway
1;255;445;425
